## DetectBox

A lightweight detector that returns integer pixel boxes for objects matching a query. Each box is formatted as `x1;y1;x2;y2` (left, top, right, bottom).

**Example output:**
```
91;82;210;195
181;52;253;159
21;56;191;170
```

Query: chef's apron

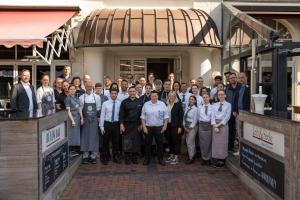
68;96;81;146
123;122;140;153
80;94;99;152
41;87;54;115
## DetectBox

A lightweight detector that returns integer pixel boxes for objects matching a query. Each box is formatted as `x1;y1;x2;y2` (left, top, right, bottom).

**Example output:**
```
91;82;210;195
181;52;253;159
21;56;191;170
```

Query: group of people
11;65;250;168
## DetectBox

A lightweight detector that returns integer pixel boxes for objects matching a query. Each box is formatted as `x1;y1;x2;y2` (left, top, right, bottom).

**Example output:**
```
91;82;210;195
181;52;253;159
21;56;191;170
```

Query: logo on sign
252;126;273;145
42;123;65;152
243;122;284;157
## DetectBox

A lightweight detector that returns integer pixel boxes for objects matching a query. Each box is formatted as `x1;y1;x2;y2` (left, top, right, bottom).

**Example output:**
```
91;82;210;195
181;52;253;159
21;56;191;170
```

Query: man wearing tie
100;89;122;165
178;82;191;111
11;69;37;115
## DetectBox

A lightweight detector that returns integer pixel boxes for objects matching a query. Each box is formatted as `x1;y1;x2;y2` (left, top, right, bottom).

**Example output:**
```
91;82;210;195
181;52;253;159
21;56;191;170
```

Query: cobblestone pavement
60;155;253;200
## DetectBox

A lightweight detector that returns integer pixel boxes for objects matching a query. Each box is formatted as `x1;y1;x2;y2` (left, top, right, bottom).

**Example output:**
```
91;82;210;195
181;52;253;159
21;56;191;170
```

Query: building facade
0;0;300;112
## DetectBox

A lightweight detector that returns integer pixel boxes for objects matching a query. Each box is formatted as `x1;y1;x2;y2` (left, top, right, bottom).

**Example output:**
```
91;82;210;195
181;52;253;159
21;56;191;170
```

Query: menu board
43;142;68;192
240;142;284;198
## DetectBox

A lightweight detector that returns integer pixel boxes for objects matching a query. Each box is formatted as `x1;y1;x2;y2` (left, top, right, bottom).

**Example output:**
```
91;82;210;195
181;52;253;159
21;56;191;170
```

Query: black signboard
43;142;68;192
240;142;284;198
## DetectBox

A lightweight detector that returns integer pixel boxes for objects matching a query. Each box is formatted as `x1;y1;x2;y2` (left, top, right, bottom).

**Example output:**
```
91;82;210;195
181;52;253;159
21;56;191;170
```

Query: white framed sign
243;122;285;157
42;123;65;152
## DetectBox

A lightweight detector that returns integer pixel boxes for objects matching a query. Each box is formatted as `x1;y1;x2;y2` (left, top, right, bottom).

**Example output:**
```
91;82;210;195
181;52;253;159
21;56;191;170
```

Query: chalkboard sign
240;142;284;198
43;142;68;192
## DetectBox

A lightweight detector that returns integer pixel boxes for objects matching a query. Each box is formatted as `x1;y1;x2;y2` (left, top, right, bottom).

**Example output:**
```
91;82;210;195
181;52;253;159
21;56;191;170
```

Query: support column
272;49;288;114
83;48;105;83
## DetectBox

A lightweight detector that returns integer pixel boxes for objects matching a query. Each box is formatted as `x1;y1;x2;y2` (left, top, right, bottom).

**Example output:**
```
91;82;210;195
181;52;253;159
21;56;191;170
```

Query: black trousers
144;126;164;160
165;123;181;155
103;121;120;157
228;115;236;151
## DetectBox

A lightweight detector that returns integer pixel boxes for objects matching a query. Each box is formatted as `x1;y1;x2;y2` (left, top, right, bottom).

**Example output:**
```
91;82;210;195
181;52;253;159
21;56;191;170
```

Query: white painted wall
74;46;221;86
82;48;105;83
188;48;222;87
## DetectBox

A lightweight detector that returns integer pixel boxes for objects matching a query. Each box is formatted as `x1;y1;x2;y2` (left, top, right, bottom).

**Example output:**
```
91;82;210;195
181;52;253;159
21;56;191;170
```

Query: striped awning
76;8;221;47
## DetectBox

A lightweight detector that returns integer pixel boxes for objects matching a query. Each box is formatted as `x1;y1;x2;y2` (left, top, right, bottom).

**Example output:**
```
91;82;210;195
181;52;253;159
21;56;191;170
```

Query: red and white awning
0;7;77;48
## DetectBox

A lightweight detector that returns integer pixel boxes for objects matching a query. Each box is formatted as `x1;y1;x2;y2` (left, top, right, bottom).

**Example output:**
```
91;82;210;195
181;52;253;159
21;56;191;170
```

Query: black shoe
214;161;225;168
143;158;150;165
158;159;166;166
201;159;211;166
82;158;89;164
91;158;97;164
131;156;139;164
101;158;108;165
125;156;131;165
113;156;121;164
185;158;194;165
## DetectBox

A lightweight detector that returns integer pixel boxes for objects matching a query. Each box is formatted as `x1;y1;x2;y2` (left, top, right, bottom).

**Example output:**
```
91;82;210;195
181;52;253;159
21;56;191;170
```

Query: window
119;59;146;83
36;65;51;88
0;65;14;99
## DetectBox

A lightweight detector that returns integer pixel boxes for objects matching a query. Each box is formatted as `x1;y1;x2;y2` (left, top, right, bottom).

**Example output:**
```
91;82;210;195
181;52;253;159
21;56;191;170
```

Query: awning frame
222;3;279;41
33;24;73;64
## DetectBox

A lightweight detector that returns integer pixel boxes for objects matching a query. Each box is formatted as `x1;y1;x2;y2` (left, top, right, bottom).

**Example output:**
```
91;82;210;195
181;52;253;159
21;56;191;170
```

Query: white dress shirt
99;99;121;128
178;92;191;104
183;105;198;129
79;93;101;111
186;94;203;108
198;103;212;122
103;89;110;98
210;87;217;99
21;81;33;112
211;101;231;125
36;86;56;104
117;91;129;102
141;100;169;127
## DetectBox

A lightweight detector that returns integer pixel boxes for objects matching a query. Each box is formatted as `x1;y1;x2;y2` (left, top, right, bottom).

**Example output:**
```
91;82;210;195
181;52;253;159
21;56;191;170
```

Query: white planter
252;94;267;114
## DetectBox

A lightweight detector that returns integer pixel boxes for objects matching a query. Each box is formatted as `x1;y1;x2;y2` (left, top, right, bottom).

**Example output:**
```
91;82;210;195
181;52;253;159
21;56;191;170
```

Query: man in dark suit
11;69;37;114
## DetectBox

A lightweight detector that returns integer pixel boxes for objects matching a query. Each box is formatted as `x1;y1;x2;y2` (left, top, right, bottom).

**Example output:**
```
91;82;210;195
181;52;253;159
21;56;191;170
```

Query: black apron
123;122;140;153
81;94;99;152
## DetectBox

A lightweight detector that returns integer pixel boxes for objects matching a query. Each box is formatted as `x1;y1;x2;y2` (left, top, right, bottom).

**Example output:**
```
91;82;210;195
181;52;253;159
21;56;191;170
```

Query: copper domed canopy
76;8;221;47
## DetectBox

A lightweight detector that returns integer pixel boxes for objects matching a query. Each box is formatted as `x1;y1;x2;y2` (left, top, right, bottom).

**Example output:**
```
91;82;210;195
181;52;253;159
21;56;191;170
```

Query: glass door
119;59;146;83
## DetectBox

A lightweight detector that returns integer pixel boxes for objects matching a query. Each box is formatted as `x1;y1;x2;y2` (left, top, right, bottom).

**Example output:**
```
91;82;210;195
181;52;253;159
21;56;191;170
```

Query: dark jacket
225;83;241;113
139;93;151;105
168;102;184;128
238;85;250;112
58;74;73;84
11;83;37;112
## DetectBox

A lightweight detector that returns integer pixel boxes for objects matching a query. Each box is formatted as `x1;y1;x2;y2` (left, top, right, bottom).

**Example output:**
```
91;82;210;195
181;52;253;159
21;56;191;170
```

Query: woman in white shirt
211;90;231;168
198;94;213;165
183;95;198;164
190;84;204;107
36;74;55;115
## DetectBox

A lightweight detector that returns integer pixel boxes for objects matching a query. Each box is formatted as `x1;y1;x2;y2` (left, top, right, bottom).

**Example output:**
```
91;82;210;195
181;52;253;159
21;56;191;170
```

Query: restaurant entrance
147;58;174;81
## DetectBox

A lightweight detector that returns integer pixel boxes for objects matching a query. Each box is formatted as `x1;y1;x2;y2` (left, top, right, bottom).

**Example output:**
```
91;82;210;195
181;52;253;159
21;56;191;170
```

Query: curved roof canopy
76;8;221;47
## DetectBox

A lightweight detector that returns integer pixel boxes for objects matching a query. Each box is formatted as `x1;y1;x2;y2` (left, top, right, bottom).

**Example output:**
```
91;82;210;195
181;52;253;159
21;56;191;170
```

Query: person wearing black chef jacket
11;69;37;115
55;80;69;111
119;86;143;164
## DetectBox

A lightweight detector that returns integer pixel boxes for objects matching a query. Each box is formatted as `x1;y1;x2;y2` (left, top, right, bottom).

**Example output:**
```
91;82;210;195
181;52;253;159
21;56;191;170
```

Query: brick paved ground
60;155;253;200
